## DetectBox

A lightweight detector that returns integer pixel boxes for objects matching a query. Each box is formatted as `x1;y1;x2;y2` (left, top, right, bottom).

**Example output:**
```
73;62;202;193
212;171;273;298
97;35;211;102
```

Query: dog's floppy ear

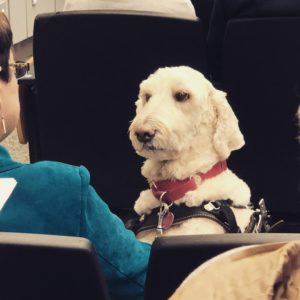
210;86;245;160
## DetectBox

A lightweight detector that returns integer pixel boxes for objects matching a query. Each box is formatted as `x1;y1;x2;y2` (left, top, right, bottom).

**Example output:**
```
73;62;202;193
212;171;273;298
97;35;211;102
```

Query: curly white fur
129;66;253;243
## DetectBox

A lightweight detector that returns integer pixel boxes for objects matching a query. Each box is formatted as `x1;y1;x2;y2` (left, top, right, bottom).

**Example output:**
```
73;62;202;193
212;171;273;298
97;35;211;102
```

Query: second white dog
129;66;254;243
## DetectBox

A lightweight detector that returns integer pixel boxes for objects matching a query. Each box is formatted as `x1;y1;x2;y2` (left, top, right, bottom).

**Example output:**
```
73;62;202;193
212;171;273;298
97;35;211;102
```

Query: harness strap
244;212;259;233
125;198;284;235
135;200;241;234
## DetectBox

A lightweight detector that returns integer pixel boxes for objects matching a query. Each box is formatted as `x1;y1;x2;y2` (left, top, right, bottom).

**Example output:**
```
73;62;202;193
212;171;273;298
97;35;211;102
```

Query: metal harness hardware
157;202;170;236
253;199;271;233
247;198;284;233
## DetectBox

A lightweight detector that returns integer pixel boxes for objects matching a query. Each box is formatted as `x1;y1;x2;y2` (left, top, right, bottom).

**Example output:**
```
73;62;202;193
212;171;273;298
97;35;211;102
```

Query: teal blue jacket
0;145;150;300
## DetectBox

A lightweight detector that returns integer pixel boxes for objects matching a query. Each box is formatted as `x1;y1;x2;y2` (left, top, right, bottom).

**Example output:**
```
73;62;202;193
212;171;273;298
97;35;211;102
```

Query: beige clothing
170;241;300;300
63;0;197;20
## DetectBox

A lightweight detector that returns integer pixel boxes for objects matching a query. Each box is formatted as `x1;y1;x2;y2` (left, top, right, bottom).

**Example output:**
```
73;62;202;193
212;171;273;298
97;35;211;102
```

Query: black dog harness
137;200;241;234
126;199;281;235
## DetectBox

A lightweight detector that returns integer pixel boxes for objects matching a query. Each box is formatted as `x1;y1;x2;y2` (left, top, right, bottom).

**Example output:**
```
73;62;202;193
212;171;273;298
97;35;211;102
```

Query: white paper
0;178;17;210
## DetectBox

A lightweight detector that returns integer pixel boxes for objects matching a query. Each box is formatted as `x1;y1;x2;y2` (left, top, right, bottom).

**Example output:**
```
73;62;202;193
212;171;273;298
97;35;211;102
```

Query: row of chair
2;231;300;300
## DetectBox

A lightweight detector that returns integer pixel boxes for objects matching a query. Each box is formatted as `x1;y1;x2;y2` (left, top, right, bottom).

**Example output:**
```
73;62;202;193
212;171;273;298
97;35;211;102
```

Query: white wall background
1;0;66;43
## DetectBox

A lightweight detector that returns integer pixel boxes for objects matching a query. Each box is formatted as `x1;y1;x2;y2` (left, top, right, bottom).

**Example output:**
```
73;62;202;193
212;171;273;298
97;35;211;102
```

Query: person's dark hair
0;12;13;82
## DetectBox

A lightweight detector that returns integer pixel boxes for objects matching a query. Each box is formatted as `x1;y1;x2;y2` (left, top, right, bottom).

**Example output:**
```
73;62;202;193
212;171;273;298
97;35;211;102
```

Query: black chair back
223;17;300;223
28;11;207;214
145;233;300;300
0;232;110;300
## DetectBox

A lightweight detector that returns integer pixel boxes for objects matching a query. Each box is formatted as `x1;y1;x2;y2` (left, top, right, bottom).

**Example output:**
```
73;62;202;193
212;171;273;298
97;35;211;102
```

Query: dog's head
129;66;244;162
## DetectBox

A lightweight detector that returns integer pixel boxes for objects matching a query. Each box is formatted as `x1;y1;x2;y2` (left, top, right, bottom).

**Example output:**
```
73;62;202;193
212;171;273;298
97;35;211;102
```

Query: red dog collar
151;161;227;204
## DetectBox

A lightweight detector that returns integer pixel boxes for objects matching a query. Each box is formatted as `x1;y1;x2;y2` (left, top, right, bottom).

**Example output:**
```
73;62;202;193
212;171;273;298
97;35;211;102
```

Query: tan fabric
63;0;197;20
170;241;300;300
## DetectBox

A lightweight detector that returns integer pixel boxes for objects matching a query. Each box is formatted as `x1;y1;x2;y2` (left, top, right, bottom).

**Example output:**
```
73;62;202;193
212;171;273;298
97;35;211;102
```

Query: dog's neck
151;160;227;203
142;149;223;182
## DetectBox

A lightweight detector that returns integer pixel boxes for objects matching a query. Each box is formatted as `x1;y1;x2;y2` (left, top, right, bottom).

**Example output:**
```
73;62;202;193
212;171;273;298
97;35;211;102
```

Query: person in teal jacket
0;12;150;300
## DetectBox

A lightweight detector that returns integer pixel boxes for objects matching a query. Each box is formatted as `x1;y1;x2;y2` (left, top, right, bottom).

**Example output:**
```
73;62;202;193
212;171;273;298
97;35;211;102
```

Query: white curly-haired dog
129;66;254;243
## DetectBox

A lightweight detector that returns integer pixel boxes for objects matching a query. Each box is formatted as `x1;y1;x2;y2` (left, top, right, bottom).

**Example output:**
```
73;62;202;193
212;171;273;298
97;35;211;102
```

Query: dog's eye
144;93;151;102
174;91;189;102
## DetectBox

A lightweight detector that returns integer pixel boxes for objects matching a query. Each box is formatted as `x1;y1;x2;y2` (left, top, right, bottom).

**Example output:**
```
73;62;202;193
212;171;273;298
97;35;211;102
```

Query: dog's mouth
142;143;164;151
136;142;179;160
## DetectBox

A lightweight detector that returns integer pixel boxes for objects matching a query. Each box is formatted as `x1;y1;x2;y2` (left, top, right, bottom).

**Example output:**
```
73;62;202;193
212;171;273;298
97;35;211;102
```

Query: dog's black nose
135;131;155;143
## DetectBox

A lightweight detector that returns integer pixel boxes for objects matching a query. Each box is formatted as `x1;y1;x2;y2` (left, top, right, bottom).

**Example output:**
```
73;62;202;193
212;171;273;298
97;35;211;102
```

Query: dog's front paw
181;190;206;207
134;189;160;215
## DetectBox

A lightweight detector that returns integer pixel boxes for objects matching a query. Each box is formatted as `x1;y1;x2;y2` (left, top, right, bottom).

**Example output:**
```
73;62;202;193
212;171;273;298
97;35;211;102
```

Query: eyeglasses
9;61;30;79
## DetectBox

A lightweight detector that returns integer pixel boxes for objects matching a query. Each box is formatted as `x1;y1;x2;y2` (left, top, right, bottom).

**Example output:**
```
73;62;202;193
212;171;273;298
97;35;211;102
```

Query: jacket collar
0;145;23;173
